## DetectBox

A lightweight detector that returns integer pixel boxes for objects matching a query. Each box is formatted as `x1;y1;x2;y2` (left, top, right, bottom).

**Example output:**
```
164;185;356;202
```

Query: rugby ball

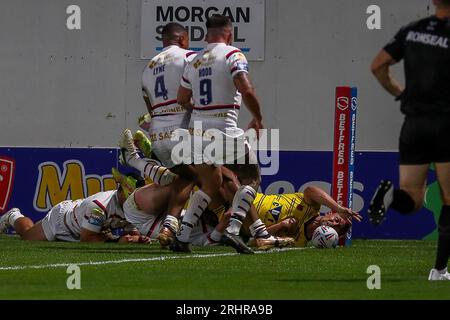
311;226;339;249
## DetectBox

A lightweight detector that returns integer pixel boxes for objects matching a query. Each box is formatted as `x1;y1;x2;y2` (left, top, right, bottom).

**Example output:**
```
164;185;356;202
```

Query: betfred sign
141;0;265;61
332;86;357;246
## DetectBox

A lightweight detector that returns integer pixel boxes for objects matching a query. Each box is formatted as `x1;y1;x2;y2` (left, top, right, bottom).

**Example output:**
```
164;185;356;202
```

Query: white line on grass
0;247;308;271
352;244;436;248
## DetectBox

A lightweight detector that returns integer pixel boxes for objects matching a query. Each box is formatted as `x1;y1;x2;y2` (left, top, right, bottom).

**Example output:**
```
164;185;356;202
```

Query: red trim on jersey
93;200;107;213
186;51;196;57
193;104;240;111
71;211;80;227
147;213;164;237
226;49;241;59
182;76;190;84
151;112;180;118
152;99;178;110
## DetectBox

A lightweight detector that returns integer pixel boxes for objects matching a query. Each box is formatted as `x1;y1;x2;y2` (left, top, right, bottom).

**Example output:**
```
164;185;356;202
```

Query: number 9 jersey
180;43;249;133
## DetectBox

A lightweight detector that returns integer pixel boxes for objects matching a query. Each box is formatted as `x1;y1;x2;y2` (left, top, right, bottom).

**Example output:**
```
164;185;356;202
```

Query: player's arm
79;207;108;242
80;228;150;243
118;234;152;244
371;27;407;99
303;186;362;222
266;218;298;237
80;228;108;242
177;85;194;127
371;50;404;98
178;65;194;110
142;87;153;113
233;72;264;136
177;86;193;110
227;51;263;136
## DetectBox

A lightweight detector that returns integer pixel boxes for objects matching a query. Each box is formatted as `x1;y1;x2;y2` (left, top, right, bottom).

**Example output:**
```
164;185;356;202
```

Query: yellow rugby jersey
253;193;320;247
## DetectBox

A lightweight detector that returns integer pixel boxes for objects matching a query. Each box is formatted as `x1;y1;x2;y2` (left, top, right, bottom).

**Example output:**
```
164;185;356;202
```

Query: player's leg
161;165;198;246
224;163;260;235
397;164;429;211
369;116;430;224
133;129;152;159
120;129;176;186
223;163;265;239
157;176;195;246
133;183;172;215
0;208;22;233
435;162;450;206
368;164;428;225
171;164;222;252
0;208;47;240
215;166;255;253
430;162;450;280
222;163;292;250
132;128;198;245
20;221;48;241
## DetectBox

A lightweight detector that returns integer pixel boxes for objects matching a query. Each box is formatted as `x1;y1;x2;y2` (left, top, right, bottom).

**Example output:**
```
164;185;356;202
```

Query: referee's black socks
390;189;416;214
435;205;450;271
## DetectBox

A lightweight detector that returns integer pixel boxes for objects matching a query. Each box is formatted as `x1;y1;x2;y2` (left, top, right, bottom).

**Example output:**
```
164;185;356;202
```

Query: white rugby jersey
64;190;125;236
142;45;196;130
180;43;249;132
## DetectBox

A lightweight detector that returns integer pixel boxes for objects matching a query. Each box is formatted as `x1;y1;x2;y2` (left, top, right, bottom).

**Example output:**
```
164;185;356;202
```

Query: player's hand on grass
118;235;152;244
137;235;152;243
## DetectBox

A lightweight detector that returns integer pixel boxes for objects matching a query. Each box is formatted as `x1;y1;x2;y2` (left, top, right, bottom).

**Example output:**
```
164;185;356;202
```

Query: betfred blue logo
351;97;358;111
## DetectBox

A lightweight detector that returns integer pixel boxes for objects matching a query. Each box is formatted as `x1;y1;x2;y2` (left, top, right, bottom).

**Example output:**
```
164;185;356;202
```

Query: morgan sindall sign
141;0;265;61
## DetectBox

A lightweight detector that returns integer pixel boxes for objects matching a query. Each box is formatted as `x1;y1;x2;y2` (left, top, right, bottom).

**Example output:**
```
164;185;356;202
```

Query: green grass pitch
0;235;448;300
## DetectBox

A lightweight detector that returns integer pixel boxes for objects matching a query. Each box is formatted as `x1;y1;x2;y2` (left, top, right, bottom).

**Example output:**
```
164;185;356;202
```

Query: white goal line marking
0;247;309;271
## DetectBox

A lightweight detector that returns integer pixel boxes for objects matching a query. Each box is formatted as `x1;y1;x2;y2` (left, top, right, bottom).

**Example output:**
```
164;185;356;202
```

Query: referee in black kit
368;0;450;280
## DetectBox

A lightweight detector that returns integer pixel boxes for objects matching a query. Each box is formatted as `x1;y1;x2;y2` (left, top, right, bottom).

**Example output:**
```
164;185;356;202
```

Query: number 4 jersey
142;45;197;131
142;45;197;167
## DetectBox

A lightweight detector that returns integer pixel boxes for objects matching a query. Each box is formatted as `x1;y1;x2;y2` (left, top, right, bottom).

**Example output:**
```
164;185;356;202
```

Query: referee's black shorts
399;114;450;165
